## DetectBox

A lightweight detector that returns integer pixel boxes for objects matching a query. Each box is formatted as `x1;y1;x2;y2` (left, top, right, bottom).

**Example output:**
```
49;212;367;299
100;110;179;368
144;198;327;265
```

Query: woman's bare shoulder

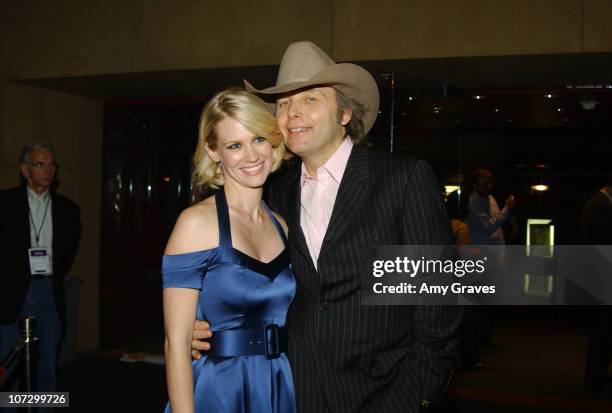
164;196;219;255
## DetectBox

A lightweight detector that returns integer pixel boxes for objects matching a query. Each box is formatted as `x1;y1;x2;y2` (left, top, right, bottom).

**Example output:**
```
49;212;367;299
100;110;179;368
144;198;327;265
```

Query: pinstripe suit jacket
267;145;462;413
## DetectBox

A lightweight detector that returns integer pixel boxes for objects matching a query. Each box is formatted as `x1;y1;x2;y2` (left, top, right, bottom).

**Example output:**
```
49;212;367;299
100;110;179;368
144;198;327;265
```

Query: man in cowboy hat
193;41;461;412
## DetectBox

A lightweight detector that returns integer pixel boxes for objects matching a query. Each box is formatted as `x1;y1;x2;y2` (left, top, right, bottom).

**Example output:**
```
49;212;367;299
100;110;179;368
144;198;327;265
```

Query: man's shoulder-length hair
335;88;368;145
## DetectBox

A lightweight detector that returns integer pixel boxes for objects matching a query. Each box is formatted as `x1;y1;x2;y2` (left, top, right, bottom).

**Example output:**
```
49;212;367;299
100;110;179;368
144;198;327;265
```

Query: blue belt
209;324;287;359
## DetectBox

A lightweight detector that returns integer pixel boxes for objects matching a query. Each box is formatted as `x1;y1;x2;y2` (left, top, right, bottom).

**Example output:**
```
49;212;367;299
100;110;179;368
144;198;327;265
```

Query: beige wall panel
77;171;101;263
41;91;103;172
131;0;334;71
334;0;582;60
71;259;100;351
57;170;101;263
0;6;11;79
0;83;5;165
1;1;132;79
56;173;101;352
0;83;43;167
0;166;19;189
0;82;20;186
583;0;612;52
0;85;102;170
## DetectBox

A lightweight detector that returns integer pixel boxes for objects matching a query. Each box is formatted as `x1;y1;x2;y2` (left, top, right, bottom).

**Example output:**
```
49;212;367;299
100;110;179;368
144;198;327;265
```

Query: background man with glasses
0;142;80;398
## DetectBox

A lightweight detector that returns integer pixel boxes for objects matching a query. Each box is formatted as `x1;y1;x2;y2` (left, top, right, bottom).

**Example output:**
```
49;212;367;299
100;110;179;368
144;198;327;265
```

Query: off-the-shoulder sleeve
162;249;212;290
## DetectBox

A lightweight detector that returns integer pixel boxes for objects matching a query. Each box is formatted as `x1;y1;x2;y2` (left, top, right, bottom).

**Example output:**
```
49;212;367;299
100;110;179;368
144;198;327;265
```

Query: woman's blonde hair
193;87;287;190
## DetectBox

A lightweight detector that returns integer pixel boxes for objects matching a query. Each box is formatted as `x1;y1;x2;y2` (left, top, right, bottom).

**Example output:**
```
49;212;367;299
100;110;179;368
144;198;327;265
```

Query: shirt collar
301;137;353;185
27;186;50;202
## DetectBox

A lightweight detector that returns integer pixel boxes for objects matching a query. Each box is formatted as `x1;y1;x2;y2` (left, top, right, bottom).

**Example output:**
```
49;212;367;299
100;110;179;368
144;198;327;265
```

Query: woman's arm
163;200;217;412
164;287;199;413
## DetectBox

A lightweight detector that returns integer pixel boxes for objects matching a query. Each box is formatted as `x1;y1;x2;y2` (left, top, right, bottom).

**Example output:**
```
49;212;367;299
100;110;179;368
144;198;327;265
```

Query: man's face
20;148;56;193
275;87;350;164
474;175;493;197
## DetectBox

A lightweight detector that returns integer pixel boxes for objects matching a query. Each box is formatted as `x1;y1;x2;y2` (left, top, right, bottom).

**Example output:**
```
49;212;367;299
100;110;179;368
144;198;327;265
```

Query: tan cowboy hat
244;41;380;133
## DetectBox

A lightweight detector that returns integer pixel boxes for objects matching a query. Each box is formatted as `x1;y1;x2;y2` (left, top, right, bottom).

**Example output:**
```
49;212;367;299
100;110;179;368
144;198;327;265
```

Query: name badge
28;248;52;276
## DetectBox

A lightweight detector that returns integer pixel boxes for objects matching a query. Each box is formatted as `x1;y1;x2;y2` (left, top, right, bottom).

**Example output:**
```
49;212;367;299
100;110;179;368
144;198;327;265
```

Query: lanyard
29;196;51;247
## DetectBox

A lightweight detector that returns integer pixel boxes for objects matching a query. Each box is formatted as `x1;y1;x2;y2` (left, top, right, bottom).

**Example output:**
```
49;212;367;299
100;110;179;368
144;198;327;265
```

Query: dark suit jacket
267;146;462;412
0;186;81;327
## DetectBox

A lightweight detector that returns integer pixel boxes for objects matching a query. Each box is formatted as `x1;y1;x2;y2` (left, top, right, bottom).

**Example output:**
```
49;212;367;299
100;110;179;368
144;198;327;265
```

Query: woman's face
206;116;274;190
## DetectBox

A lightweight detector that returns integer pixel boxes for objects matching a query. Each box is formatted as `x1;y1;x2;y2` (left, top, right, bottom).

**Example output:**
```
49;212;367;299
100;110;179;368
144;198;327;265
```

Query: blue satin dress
162;190;296;413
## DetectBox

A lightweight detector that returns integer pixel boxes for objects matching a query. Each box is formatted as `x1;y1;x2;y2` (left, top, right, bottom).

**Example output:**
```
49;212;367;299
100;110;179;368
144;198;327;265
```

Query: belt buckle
264;324;280;359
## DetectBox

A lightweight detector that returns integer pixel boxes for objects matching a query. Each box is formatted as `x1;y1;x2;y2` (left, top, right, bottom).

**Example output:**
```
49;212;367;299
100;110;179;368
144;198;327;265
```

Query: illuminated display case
526;218;554;258
525;218;555;297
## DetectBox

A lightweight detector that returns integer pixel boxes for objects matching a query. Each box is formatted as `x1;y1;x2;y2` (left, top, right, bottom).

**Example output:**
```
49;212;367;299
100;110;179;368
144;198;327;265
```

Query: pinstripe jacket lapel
320;145;370;257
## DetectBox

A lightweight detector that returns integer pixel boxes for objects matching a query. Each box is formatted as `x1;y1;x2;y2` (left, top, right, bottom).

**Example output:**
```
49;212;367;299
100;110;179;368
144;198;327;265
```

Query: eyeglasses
30;162;59;169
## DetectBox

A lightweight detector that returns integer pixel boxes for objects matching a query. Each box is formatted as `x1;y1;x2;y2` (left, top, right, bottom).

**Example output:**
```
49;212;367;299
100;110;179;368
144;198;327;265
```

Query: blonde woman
162;87;295;413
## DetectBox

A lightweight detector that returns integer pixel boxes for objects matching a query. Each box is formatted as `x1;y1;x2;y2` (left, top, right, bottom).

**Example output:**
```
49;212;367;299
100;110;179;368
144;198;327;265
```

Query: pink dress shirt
300;137;353;268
